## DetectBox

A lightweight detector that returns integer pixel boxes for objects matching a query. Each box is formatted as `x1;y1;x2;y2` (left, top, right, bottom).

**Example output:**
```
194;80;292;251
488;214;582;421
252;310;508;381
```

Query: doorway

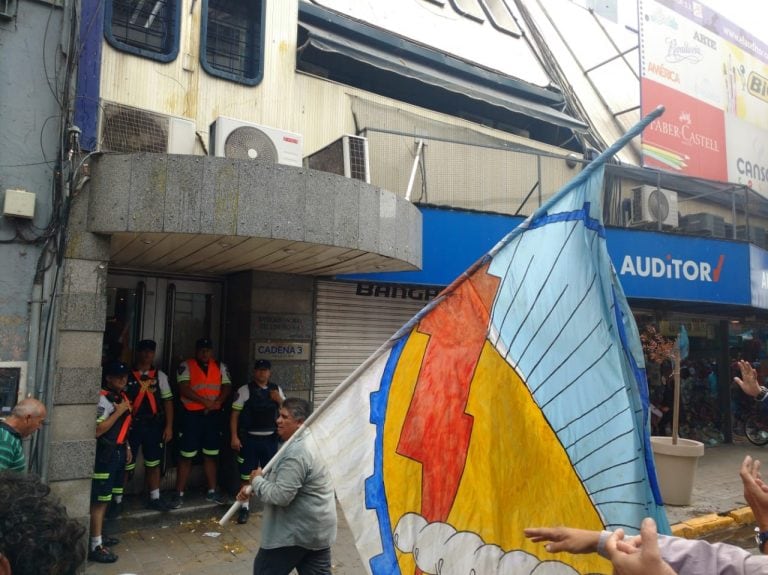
103;272;224;492
103;274;223;374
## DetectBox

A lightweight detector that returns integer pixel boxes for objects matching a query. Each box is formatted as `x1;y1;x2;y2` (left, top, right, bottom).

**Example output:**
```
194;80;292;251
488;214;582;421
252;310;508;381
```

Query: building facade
3;0;768;525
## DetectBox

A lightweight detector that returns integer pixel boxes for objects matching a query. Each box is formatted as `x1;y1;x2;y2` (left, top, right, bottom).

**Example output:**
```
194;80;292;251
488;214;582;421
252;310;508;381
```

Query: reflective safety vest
180;360;223;411
99;389;132;445
127;368;161;418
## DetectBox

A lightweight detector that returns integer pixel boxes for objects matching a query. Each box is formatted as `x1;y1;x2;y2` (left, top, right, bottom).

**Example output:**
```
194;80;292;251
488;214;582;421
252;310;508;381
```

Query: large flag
298;110;667;575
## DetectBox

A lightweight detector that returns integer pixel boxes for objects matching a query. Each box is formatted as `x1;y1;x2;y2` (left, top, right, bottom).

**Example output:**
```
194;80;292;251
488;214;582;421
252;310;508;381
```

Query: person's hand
126;446;133;465
162;426;173;443
231;436;242;451
734;360;761;398
605;518;676;575
740;456;768;530
249;467;263;481
115;400;131;415
202;397;217;410
236;485;251;502
523;526;600;554
269;389;282;404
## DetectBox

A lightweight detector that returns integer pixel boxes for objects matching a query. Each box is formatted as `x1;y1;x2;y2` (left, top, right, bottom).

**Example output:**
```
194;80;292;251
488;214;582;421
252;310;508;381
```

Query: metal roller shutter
313;280;436;406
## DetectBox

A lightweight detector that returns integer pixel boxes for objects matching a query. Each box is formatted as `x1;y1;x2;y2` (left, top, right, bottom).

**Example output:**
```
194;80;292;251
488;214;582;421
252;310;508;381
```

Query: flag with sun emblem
301;109;669;575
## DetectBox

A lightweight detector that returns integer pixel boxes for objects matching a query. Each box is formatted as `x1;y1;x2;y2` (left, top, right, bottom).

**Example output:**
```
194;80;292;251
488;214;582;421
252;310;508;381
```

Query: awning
297;14;588;133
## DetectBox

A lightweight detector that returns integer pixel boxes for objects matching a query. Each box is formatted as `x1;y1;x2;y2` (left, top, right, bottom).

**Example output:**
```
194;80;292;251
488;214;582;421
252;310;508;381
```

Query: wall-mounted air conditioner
99;102;196;155
631;185;678;227
305;135;371;183
209;117;303;167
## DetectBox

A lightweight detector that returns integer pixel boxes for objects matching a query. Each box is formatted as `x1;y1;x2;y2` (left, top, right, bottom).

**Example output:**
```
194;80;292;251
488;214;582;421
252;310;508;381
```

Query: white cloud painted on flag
394;513;579;575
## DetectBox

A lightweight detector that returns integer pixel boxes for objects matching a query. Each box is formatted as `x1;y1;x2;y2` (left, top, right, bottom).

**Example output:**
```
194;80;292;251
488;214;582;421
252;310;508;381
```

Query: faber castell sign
254;341;311;361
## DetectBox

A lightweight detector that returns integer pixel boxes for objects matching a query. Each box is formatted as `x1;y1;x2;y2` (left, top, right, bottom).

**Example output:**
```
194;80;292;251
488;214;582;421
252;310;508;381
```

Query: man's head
0;471;85;575
195;338;214;363
136;339;157;366
276;397;311;441
6;398;46;438
103;361;129;392
253;359;271;385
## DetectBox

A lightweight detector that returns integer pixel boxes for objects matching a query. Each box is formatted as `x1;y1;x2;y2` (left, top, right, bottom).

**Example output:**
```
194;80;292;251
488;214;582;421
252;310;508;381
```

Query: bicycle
744;401;768;446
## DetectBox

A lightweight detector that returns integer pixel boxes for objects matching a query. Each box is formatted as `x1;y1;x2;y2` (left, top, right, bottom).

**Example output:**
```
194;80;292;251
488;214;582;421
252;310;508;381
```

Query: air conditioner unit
736;225;767;247
209;116;303;167
680;213;725;237
631;185;678;227
305;135;370;183
99;102;196;155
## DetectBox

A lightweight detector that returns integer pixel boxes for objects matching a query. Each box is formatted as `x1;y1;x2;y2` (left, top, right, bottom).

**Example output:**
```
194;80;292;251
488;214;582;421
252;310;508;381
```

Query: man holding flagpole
237;397;336;575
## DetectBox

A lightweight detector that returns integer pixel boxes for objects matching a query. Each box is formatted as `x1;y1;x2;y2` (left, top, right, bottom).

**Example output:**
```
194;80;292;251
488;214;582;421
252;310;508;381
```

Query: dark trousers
253;546;331;575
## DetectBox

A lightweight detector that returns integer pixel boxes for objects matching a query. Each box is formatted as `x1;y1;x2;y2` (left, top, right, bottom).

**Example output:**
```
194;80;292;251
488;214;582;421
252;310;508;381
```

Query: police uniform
92;367;132;506
232;370;284;481
124;345;172;476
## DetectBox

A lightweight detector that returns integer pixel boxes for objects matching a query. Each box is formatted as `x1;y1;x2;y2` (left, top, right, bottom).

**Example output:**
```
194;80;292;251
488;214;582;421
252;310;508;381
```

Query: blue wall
341;207;755;307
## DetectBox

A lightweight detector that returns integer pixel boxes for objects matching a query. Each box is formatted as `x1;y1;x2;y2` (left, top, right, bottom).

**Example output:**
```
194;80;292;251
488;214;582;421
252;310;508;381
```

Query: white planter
650;436;705;506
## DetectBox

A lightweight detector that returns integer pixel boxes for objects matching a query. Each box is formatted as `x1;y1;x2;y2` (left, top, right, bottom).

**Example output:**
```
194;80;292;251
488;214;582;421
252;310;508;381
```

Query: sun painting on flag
364;262;610;574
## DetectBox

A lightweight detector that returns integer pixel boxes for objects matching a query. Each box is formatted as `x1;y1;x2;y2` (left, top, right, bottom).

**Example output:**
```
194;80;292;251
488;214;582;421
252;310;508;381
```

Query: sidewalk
85;440;764;574
85;497;365;575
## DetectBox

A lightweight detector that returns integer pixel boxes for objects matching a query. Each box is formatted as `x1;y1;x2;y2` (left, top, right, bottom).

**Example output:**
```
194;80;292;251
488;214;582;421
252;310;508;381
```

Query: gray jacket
253;433;337;550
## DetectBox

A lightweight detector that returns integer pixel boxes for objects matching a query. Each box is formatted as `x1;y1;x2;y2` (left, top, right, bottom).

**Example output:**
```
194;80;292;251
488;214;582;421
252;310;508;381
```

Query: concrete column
47;184;110;520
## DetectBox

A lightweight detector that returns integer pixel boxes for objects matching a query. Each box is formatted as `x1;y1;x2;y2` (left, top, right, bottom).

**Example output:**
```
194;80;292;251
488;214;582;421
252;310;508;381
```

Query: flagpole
490;105;665;257
672;344;680;445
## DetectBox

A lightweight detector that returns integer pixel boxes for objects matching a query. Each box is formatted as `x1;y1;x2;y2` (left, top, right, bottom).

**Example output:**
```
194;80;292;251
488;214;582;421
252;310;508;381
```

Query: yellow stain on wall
450;341;610;573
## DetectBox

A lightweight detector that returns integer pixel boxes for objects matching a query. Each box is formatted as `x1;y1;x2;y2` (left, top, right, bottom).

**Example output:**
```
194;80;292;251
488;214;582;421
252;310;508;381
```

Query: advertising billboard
639;0;768;195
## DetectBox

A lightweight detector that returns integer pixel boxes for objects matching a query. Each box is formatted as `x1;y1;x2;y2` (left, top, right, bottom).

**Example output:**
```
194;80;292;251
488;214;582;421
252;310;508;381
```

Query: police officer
230;359;284;524
124;339;174;511
89;361;132;564
168;338;231;508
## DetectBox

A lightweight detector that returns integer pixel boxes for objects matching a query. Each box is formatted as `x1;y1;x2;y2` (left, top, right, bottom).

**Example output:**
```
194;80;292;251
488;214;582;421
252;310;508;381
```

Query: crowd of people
3;344;768;574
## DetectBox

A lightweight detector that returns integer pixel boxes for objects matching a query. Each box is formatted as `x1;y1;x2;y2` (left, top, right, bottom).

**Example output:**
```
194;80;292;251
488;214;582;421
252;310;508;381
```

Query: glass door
103;274;223;372
161;279;222;378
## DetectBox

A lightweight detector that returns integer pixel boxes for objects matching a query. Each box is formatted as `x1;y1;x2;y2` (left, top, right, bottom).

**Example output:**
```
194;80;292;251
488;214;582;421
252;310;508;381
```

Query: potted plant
642;324;704;506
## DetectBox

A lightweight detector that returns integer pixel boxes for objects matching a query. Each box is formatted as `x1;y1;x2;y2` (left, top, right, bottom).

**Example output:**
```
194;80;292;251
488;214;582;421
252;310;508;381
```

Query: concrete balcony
87;153;422;275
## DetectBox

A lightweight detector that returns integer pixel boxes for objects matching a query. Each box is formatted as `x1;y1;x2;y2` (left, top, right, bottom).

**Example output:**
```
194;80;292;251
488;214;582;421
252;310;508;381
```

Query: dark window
201;0;265;86
105;0;180;62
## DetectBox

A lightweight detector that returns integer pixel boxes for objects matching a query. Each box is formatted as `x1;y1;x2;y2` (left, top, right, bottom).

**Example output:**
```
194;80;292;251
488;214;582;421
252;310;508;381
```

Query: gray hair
11;398;46;418
282;397;311;423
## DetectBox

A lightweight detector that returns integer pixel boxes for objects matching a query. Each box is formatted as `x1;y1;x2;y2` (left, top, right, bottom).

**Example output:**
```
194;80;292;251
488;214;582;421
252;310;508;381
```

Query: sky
702;0;767;38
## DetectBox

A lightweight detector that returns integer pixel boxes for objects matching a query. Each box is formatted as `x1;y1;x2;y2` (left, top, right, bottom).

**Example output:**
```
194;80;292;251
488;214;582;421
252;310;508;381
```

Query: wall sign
254;341;311;361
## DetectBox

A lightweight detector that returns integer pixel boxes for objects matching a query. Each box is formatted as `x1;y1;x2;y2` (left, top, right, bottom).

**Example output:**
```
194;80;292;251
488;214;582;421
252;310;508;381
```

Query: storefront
331;206;768;444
